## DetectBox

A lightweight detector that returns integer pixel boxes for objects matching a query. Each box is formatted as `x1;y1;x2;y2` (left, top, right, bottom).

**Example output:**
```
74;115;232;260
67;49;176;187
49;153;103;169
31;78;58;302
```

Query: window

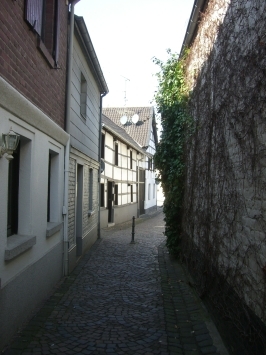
47;150;59;222
80;72;87;118
101;133;105;159
7;142;20;237
114;184;118;205
25;0;60;67
114;143;118;166
148;184;151;200
7;136;32;237
153;184;156;199
148;158;152;171
130;150;133;169
100;183;105;207
131;185;133;203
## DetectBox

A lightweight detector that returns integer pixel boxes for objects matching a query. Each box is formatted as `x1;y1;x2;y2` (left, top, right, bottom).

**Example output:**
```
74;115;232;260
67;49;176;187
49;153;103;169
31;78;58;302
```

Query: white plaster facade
102;107;159;215
100;115;146;227
144;126;157;213
0;76;68;347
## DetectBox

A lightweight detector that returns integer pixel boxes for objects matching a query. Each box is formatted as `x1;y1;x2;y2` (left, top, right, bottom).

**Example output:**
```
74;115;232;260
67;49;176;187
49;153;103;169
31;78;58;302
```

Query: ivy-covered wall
181;0;266;347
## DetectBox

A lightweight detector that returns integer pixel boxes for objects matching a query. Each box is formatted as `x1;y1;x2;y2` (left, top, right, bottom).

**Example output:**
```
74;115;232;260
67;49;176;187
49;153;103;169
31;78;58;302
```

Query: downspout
63;0;80;276
98;92;107;239
137;157;140;218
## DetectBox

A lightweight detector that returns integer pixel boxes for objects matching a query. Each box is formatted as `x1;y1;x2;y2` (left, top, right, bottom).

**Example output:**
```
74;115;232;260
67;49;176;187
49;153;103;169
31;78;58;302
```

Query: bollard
130;216;135;244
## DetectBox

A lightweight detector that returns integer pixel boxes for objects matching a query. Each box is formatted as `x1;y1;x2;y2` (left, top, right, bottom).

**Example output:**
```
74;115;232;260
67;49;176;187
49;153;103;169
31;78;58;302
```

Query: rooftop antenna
120;76;130;125
121;75;130;107
119;76;139;125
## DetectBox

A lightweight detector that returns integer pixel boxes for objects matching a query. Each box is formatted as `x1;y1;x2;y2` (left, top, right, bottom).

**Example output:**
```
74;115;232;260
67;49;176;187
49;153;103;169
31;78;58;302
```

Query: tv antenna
121;75;130;108
119;75;139;125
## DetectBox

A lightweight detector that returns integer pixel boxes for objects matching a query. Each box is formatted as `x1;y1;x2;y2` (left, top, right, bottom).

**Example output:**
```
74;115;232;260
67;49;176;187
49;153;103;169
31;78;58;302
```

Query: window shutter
25;0;43;36
54;0;60;65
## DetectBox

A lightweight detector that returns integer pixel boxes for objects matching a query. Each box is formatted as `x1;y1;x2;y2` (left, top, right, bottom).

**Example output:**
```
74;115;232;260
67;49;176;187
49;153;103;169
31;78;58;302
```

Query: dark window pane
47;152;51;222
54;0;60;65
25;0;43;35
7;143;20;237
101;133;105;159
115;144;118;166
114;184;118;205
100;183;105;207
130;151;132;169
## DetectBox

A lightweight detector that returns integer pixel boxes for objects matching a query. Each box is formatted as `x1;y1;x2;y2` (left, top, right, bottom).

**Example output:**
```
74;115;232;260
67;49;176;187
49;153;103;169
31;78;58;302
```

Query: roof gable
102;107;156;148
102;114;147;155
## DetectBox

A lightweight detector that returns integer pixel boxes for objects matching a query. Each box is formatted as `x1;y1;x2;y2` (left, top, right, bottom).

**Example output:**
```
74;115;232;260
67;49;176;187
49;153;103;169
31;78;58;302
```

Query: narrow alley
3;210;227;355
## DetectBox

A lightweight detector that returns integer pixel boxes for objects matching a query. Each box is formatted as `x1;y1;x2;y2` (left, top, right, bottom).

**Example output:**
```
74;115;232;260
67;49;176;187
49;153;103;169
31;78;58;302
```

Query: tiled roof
102;107;155;148
102;114;148;155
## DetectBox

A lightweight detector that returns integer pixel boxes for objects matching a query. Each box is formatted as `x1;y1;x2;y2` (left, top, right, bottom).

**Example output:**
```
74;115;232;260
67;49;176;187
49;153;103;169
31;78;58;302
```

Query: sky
74;0;194;108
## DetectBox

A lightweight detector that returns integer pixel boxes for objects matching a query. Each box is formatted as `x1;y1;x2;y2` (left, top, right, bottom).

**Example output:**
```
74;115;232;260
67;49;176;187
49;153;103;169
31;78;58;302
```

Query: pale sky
74;0;194;108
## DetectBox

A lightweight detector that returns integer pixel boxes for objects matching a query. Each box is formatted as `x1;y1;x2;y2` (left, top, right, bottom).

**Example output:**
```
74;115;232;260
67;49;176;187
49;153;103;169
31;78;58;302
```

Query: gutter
63;0;80;277
98;92;107;240
180;0;208;56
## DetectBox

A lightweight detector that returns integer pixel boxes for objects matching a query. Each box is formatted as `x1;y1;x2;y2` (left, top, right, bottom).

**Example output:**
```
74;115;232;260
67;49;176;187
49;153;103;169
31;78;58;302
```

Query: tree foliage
153;50;191;255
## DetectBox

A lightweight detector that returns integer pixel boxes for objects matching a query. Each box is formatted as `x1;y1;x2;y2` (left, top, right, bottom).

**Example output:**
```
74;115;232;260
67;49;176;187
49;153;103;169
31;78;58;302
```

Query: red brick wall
0;0;69;129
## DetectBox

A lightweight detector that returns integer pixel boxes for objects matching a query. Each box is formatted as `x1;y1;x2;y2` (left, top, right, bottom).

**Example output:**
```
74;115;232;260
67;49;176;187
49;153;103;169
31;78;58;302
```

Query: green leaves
153;49;191;256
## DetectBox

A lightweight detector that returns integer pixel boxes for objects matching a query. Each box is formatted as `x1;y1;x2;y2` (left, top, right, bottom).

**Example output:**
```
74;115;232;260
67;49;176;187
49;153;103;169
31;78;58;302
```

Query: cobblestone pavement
3;209;229;355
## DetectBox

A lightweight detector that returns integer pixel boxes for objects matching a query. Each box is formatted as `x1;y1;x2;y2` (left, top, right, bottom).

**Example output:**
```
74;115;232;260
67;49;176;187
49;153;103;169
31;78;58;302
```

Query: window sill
5;235;36;261
88;210;95;217
46;222;63;238
37;38;55;68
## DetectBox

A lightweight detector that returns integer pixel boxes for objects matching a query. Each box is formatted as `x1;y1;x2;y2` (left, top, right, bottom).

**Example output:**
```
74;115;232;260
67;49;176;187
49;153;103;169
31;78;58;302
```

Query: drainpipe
63;0;80;277
98;92;107;239
137;155;145;217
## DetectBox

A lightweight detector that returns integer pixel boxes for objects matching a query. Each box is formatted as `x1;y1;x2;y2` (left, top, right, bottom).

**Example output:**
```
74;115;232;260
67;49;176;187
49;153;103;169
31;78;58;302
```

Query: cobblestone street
3;209;228;355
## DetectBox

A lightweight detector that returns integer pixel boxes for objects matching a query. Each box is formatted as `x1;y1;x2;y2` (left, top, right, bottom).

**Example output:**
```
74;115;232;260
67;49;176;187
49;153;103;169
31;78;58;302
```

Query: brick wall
83;165;99;238
68;158;99;248
0;0;68;128
68;158;76;248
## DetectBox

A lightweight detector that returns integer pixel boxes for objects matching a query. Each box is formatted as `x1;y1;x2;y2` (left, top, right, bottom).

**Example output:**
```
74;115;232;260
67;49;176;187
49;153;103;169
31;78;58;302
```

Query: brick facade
68;157;99;250
68;158;76;248
0;0;68;128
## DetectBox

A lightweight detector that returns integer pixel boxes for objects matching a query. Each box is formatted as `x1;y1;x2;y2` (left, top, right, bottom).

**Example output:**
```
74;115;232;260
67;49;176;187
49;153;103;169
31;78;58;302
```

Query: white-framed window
114;143;118;166
7;136;32;237
130;150;133;169
47;149;59;223
131;185;133;203
115;184;118;205
100;183;105;207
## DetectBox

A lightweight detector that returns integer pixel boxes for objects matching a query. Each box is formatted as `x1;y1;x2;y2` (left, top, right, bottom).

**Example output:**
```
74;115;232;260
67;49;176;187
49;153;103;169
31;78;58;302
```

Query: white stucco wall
100;130;142;225
0;76;67;288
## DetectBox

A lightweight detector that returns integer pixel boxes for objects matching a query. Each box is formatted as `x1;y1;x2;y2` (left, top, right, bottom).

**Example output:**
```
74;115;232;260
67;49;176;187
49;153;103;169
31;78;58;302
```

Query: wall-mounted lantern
0;128;20;161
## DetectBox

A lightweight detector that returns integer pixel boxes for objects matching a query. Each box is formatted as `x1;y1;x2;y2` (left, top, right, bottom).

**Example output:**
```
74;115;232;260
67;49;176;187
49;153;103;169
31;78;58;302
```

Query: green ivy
153;49;191;256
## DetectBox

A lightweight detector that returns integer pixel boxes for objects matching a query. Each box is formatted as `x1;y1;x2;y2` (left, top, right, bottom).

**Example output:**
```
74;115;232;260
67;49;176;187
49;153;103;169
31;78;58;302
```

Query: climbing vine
153;50;191;256
154;0;266;352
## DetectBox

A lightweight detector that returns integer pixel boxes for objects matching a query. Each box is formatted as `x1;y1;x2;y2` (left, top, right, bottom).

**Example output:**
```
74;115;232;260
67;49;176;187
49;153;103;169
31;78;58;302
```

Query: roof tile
103;107;154;148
